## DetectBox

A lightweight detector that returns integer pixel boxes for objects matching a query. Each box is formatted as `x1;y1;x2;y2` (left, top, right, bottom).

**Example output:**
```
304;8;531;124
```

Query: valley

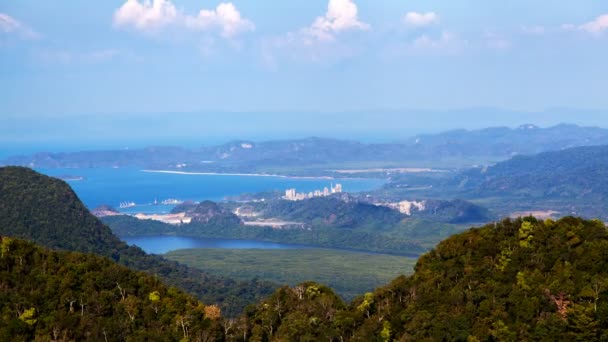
164;248;416;300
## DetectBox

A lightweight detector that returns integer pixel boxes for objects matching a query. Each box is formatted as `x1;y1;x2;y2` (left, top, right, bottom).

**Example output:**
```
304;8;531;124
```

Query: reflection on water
122;235;317;254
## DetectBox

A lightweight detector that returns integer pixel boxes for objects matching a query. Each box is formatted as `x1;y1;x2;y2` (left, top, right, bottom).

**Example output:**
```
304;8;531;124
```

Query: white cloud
185;3;254;38
113;0;254;38
113;0;178;31
0;13;39;39
579;14;608;34
403;12;439;27
259;0;369;66
411;31;467;54
562;14;608;35
0;13;22;32
303;0;370;43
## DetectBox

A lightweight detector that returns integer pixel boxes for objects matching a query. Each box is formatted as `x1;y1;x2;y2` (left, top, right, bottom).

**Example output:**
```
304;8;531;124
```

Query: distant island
3;124;608;177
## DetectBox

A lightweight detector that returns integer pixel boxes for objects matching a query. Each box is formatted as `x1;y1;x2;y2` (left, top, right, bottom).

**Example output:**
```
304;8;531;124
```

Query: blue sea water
38;168;385;214
122;236;318;254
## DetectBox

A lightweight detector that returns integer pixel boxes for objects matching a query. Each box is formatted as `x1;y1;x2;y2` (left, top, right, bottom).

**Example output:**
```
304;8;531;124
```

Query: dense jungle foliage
242;217;608;341
0;237;224;341
0;167;275;316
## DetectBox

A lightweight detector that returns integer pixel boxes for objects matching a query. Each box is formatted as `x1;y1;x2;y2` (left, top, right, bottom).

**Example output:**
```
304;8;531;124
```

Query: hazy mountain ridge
455;144;608;198
380;143;608;220
4;124;608;171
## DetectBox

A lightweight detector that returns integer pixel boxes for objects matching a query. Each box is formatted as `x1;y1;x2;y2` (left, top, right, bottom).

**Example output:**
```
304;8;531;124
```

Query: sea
37;168;386;214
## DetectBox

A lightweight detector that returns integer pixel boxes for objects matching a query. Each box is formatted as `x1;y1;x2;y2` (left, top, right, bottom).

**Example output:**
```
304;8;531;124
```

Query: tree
19;308;37;326
204;305;221;321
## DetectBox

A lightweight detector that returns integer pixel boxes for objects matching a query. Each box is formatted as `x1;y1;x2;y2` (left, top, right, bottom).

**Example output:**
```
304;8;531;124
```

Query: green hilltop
0;237;223;341
243;217;608;341
0;166;275;317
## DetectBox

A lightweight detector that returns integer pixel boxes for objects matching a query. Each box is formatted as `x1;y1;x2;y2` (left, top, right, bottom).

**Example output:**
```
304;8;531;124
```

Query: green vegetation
242;217;608;341
164;248;416;300
0;237;223;341
106;195;489;255
4;166;608;340
382;144;608;220
256;196;404;231
105;214;427;255
458;145;608;202
386;218;470;249
0;167;276;316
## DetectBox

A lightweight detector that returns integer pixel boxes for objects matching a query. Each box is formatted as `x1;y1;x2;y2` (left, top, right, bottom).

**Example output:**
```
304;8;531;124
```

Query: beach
141;169;335;180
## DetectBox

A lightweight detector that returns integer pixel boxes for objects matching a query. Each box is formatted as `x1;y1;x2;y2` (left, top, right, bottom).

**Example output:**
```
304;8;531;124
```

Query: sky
1;1;608;149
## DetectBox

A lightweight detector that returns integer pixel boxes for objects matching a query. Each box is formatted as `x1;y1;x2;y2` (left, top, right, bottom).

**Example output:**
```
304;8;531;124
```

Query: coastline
141;169;335;180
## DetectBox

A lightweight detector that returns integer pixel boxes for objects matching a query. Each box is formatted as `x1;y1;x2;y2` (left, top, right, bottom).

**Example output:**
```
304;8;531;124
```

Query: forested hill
0;167;275;316
454;144;608;200
3;124;608;170
2;166;608;340
0;237;223;341
242;217;608;341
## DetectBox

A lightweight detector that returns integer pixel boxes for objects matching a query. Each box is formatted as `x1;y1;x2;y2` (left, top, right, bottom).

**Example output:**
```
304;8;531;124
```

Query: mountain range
4;124;608;172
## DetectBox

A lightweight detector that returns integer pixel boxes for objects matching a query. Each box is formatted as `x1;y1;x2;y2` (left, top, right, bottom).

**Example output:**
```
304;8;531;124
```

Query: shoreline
141;169;336;180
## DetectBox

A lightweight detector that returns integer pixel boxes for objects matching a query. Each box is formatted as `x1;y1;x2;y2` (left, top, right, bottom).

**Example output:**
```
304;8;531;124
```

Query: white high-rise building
283;183;343;201
284;188;297;200
331;183;342;193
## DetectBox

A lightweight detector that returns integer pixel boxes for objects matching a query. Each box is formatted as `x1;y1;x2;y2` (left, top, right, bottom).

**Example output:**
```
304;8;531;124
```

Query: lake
38;168;386;213
122;236;317;254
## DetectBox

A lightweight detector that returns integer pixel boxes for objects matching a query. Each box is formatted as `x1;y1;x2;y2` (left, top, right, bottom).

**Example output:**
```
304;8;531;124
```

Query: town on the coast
283;183;342;201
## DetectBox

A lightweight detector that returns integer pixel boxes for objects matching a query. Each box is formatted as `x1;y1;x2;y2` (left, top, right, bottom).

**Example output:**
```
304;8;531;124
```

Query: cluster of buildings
284;183;343;201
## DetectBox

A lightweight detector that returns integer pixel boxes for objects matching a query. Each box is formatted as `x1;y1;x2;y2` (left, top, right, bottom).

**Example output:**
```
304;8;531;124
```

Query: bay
38;168;385;213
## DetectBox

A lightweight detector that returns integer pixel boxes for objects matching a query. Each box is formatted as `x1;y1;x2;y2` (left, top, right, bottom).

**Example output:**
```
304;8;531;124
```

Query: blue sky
1;1;608;148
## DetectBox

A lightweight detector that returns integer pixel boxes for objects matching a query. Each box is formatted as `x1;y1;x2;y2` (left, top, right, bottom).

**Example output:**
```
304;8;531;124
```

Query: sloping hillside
0;167;275;316
243;217;608;341
456;145;608;201
0;237;222;341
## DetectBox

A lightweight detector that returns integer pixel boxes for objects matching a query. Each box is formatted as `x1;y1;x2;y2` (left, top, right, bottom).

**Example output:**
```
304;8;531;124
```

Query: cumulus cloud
259;0;369;66
578;14;608;34
0;13;39;39
302;0;370;43
403;12;439;27
113;0;254;38
113;0;178;31
185;3;254;38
